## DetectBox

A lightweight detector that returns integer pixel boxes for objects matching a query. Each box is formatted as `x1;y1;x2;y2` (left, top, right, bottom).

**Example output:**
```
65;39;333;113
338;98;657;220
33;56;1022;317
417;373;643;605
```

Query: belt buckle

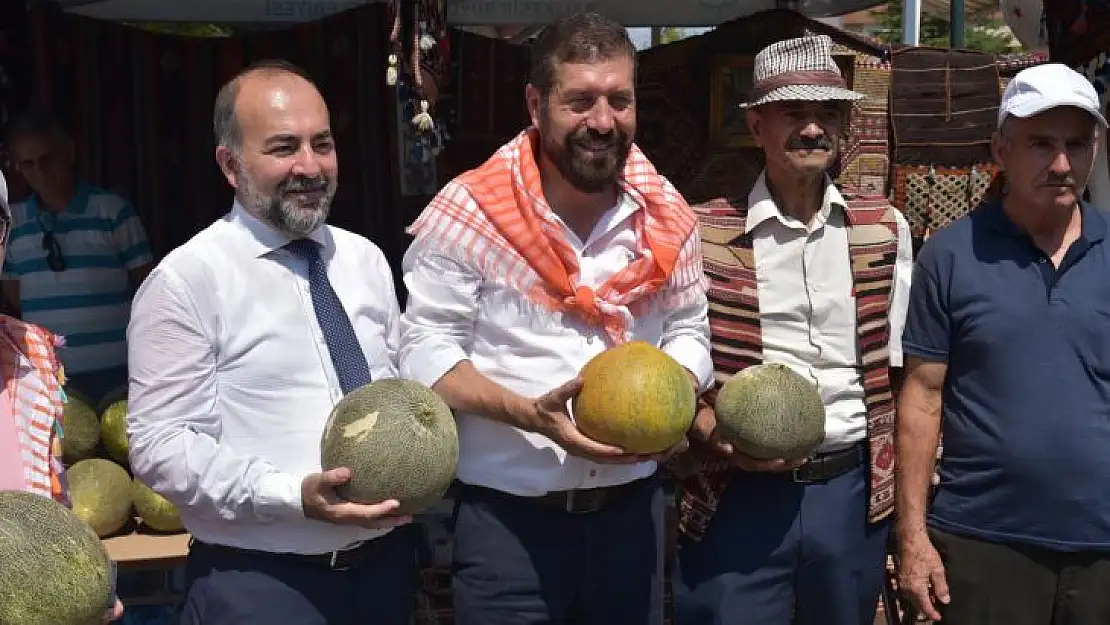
791;457;820;484
565;489;603;514
328;549;352;571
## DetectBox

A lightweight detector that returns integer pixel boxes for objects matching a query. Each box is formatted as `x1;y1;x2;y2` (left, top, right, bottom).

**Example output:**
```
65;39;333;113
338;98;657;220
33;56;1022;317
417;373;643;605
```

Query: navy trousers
451;477;666;625
178;527;419;625
672;463;890;625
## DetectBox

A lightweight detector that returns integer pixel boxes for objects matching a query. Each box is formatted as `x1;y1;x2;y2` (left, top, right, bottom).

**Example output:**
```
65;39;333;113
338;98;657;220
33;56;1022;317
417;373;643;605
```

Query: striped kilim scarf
407;127;703;344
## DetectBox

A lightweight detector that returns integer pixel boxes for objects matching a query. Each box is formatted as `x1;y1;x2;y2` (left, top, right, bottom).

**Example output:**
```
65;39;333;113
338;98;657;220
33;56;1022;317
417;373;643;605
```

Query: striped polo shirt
1;184;153;375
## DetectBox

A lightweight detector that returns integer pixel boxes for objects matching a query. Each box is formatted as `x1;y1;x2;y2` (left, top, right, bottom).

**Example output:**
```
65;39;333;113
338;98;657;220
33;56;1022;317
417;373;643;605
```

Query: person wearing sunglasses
0;169;124;623
1;111;153;406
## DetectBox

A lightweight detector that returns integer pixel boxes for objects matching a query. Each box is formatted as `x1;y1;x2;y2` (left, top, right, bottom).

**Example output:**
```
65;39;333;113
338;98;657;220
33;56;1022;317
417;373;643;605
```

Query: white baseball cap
998;63;1108;130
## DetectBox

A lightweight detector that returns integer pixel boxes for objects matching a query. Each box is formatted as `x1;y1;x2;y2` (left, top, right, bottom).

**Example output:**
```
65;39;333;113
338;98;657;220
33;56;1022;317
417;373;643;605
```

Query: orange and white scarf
408;127;704;344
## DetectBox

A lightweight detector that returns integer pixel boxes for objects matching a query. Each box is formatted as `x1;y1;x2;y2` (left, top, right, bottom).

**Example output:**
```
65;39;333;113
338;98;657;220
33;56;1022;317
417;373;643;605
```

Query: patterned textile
0;315;66;503
406;127;706;345
677;193;900;541
836;62;891;196
285;239;372;394
891;163;999;240
889;47;1000;167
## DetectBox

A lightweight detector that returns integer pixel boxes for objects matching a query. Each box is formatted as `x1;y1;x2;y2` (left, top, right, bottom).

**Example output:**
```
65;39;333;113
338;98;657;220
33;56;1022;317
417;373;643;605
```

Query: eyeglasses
42;230;65;272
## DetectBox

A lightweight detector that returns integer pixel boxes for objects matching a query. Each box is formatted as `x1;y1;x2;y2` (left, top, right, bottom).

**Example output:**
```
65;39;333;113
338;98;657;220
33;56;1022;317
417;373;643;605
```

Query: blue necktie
286;239;372;394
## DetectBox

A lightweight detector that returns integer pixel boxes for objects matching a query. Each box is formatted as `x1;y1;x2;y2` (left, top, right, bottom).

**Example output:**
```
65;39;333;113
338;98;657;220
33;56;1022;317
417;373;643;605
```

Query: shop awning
48;0;889;26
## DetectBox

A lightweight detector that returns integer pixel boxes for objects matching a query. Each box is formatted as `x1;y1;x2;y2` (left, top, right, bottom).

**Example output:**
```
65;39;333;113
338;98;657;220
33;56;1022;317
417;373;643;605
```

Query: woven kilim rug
836;61;891;196
891;163;999;239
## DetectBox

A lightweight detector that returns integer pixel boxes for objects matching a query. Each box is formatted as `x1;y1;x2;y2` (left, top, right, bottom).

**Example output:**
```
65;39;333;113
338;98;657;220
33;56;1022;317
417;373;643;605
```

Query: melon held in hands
0;490;115;625
572;341;697;455
714;363;826;460
320;378;458;517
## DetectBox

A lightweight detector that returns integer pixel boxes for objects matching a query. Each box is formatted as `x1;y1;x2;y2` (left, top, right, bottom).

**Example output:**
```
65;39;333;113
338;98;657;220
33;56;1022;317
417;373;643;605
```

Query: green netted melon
96;384;128;415
132;478;184;533
100;400;129;466
714;363;827;460
320;378;458;516
62;394;100;465
572;341;697;454
67;459;133;538
0;490;114;625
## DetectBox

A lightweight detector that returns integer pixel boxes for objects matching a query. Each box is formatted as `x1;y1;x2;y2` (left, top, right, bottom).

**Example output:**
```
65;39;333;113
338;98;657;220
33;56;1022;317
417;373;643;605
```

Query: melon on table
67;458;133;538
132;478;184;533
0;490;114;625
713;363;827;460
100;399;129;466
61;394;100;466
572;341;697;454
320;378;458;517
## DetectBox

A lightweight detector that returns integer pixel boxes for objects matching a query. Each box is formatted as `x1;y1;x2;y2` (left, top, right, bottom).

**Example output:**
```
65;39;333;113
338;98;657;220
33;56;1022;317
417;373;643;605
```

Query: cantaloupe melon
320;378;458;517
572;341;697;454
714;363;827;460
62;395;100;466
132;478;184;533
100;400;129;466
0;490;114;625
67;459;133;538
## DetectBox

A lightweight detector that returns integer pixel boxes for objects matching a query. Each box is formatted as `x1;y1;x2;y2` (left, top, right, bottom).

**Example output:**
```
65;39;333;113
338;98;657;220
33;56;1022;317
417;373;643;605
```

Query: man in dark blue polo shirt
896;63;1110;625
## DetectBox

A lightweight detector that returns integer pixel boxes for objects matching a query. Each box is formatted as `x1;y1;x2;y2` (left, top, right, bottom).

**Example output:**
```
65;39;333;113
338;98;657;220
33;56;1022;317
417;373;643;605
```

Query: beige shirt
746;171;913;452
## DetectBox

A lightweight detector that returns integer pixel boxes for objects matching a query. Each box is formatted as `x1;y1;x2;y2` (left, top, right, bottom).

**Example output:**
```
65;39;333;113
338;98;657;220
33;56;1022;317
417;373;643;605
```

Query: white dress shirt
398;193;714;497
127;203;402;555
746;172;912;452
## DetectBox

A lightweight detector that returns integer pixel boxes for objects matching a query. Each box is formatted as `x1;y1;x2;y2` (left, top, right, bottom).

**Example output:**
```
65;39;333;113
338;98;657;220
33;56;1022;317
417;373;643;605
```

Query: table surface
102;531;191;568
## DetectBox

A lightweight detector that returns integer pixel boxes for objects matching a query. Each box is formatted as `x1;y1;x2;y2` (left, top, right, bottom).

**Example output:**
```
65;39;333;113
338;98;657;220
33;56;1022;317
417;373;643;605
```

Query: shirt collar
744;170;846;233
980;198;1107;245
27;182;92;218
229;201;331;258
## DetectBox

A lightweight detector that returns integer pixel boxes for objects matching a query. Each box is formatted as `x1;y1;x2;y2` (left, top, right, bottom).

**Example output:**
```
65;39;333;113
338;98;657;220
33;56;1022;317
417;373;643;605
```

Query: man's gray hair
212;59;318;154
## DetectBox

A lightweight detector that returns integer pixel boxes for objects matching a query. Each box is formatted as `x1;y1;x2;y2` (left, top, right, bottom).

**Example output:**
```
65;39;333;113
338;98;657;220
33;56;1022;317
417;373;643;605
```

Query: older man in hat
670;34;913;625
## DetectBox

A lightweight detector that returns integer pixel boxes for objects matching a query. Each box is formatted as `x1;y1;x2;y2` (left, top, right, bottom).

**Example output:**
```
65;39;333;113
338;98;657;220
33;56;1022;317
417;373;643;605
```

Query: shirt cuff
402;342;469;389
663;336;714;394
255;472;304;519
889;343;904;368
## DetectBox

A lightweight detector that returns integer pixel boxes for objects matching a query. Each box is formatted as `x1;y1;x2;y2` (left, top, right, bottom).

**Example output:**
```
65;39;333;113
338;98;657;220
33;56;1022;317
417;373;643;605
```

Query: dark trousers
178;527;419;625
451;477;665;625
672;464;890;625
932;527;1110;625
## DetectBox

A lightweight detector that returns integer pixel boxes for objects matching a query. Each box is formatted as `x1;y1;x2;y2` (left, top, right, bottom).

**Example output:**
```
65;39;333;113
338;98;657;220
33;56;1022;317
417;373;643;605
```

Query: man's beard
240;171;335;237
540;119;632;194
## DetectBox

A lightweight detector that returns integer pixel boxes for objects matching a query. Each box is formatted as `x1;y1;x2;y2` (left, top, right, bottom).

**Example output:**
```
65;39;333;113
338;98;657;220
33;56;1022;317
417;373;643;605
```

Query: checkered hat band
752;70;847;101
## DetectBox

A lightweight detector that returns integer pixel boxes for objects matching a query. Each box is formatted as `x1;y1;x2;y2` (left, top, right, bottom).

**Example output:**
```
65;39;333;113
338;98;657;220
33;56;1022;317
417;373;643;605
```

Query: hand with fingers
532;377;682;465
301;467;413;530
688;400;807;473
897;529;950;621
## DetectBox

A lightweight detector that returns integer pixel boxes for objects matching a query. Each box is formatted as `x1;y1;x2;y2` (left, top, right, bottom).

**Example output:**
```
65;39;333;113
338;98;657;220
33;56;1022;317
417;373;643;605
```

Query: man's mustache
1043;177;1077;188
280;176;329;194
787;136;833;151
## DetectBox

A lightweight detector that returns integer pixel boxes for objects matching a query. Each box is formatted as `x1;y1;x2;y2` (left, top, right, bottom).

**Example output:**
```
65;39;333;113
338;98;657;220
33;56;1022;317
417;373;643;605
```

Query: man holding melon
127;61;418;624
672;35;914;625
898;63;1110;625
398;11;713;625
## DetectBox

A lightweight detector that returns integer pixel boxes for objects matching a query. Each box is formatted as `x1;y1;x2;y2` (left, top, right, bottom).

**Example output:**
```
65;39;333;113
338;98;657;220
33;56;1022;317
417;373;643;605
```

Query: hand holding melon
528;376;647;464
565;341;699;458
710;363;827;471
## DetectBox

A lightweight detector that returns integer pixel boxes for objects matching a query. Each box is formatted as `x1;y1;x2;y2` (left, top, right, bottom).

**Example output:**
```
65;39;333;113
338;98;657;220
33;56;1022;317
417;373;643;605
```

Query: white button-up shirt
127;203;402;555
398;194;714;496
746;172;912;452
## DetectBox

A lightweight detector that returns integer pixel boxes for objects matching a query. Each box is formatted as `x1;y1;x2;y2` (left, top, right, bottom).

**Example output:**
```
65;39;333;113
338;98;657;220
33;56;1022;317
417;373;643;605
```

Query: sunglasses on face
42;229;65;272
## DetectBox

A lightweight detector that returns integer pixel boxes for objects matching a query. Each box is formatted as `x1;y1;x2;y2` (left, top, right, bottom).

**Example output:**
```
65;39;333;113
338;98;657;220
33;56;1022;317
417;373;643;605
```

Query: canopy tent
49;0;891;26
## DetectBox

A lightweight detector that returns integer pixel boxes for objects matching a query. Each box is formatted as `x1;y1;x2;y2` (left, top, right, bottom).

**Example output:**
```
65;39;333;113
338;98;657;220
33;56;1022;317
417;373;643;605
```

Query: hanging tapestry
1046;0;1110;65
889;47;999;168
836;58;891;197
891;163;999;240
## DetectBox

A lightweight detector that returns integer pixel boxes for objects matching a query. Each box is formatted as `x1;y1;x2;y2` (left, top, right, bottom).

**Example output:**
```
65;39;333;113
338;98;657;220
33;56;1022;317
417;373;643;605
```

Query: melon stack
58;386;185;538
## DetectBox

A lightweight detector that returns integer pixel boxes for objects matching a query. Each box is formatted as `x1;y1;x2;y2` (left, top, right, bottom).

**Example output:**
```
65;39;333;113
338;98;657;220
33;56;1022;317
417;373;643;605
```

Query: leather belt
465;477;652;515
791;442;865;483
190;535;386;572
